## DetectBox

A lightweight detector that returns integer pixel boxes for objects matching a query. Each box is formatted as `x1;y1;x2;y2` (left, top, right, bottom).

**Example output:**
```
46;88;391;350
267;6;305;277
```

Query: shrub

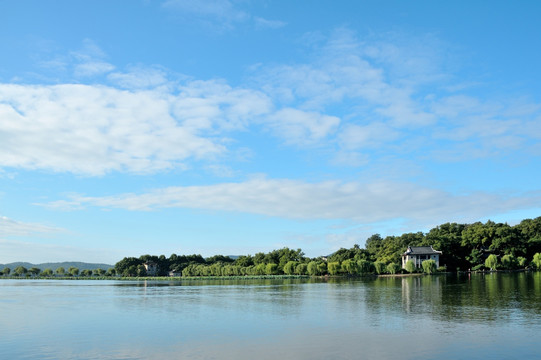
531;253;541;270
405;260;416;273
42;268;53;277
485;254;498;271
81;269;93;277
13;266;27;276
373;261;386;275
265;263;278;275
341;259;359;275
106;268;116;277
254;263;266;275
295;263;308;275
327;262;341;275
317;262;327;275
307;261;319;276
422;260;437;274
437;265;447;272
386;262;400;274
501;254;517;270
284;261;298;275
357;259;372;274
471;264;487;271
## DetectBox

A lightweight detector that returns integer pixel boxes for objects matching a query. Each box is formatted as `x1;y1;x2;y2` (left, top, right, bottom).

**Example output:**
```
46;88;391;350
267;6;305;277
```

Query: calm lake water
1;272;540;360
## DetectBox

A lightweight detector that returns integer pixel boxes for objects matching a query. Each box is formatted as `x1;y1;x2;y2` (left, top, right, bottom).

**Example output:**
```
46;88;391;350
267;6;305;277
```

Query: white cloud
173;79;273;131
0;80;276;175
41;178;541;227
266;108;340;145
4;30;541;176
0;216;64;236
339;122;399;150
0;68;345;174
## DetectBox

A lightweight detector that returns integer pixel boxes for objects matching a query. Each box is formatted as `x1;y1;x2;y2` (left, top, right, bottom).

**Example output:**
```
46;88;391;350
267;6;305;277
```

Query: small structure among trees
402;246;442;269
143;262;158;276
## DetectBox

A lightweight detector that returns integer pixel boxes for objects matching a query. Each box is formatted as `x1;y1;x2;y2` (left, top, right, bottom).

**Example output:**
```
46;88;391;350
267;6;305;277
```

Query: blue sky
1;0;540;264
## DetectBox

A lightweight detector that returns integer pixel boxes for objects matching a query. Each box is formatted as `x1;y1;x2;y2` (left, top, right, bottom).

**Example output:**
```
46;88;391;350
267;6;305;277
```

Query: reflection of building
402;246;442;269
143;262;158;276
401;275;442;313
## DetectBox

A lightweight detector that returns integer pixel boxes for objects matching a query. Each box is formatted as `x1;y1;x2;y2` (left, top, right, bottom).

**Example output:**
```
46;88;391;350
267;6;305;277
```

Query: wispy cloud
162;0;285;30
266;108;340;145
38;39;115;79
0;216;64;236
254;17;286;30
108;65;172;90
429;95;541;160
252;28;541;165
40;178;541;228
338;122;400;150
163;0;248;22
0;238;119;264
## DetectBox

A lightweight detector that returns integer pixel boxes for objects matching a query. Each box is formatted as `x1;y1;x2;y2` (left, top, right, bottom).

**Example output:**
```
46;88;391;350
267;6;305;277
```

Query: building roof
403;246;442;255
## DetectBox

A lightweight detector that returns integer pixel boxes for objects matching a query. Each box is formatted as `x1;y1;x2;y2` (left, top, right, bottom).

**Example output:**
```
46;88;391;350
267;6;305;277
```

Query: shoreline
0;269;535;281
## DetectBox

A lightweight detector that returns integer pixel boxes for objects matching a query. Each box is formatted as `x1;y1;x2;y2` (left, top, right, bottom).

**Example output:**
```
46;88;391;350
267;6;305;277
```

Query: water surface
1;273;539;359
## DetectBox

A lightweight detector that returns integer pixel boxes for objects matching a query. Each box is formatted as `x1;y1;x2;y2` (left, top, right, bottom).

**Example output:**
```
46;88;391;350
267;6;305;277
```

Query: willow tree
422;260;437;274
42;268;53;277
405;260;416;273
284;261;298;275
532;253;541;270
373;261;386;275
387;262;400;274
327;262;341;275
485;254;498;271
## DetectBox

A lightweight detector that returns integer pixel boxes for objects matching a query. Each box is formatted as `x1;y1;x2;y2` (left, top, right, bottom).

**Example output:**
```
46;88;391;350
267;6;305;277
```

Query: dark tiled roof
403;246;442;255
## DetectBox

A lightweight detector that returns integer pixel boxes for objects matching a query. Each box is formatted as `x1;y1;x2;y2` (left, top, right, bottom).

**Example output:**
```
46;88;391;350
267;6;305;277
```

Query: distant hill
0;261;113;271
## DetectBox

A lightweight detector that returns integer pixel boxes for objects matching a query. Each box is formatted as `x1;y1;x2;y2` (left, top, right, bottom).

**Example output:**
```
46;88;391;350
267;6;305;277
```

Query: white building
143;262;158;276
401;246;442;269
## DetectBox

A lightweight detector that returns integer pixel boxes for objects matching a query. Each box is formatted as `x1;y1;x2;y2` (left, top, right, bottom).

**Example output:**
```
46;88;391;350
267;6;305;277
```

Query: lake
1;272;540;360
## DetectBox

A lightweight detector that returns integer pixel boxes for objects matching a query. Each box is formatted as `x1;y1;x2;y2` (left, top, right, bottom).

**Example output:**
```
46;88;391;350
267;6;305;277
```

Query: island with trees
2;217;541;279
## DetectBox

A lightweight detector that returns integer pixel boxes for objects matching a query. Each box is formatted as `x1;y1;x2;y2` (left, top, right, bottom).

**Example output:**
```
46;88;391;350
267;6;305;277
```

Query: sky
1;0;540;264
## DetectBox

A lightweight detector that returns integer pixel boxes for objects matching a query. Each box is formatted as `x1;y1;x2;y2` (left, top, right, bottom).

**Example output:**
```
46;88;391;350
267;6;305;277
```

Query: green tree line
1;266;115;278
4;217;540;278
109;217;541;277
